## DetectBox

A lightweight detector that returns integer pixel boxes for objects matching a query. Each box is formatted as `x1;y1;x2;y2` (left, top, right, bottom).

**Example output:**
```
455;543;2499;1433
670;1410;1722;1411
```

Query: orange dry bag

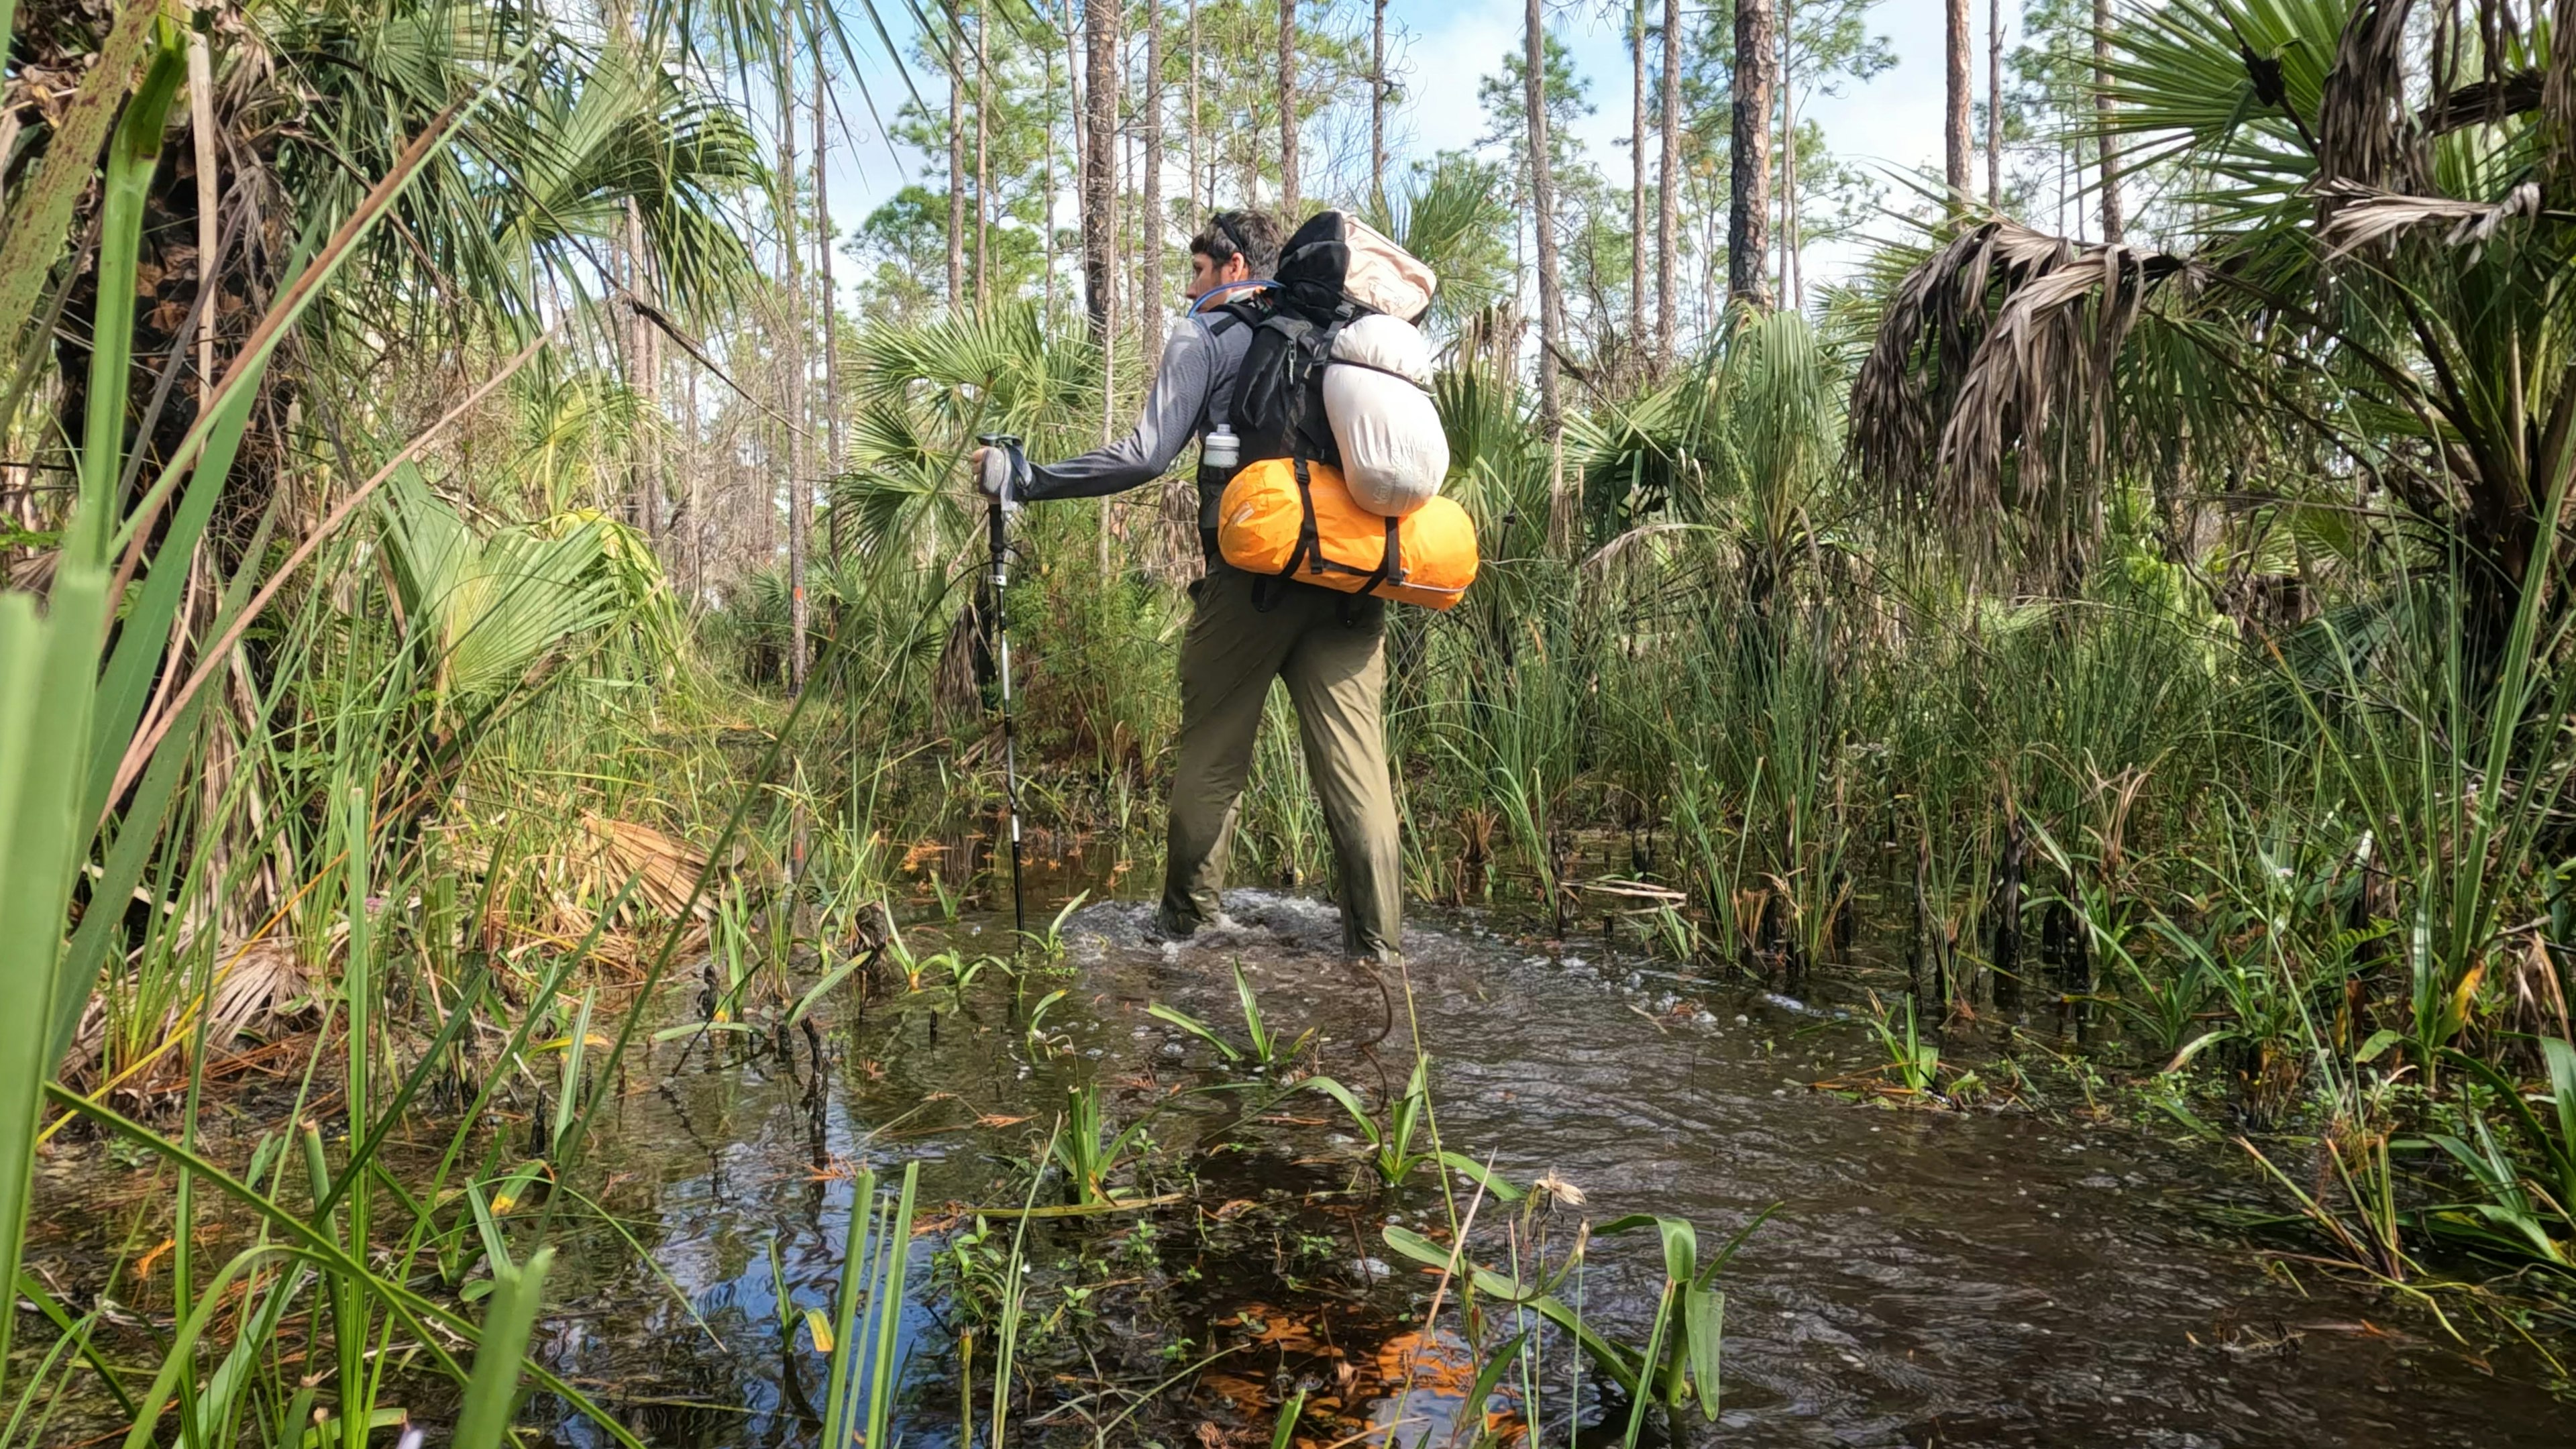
1216;455;1477;610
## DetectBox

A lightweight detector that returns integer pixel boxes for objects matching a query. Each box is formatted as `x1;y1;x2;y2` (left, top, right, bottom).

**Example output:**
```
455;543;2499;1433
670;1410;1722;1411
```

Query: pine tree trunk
1988;0;2004;209
814;72;842;563
1143;0;1165;366
976;0;991;311
1525;0;1566;539
1191;0;1205;213
947;24;965;311
1656;0;1680;364
1065;0;1086;189
1370;0;1387;209
1629;0;1646;372
2094;0;2122;242
1044;36;1059;325
1727;0;1774;309
1278;0;1299;212
686;368;703;593
1083;0;1118;338
625;201;661;543
778;69;809;688
1778;8;1799;309
1945;0;1971;203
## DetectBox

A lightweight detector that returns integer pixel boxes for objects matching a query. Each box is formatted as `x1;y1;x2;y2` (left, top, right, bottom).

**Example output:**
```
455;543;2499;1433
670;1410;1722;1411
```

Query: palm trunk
1278;0;1299;212
1143;0;1165;366
1727;0;1773;309
625;201;661;543
1083;0;1118;337
2094;0;2122;242
687;367;704;594
1655;0;1680;363
777;68;809;688
1945;0;1971;203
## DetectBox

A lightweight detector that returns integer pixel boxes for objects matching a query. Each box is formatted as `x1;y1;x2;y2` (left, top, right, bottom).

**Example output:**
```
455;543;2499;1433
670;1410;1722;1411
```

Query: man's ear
1226;254;1253;283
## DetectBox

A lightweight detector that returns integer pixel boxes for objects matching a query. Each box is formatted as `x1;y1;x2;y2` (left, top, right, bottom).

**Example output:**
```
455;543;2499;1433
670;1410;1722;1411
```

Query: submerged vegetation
5;0;2576;1444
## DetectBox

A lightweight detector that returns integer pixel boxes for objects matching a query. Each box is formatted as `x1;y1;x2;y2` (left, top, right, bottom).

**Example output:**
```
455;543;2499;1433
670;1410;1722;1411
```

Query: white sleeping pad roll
1325;315;1448;517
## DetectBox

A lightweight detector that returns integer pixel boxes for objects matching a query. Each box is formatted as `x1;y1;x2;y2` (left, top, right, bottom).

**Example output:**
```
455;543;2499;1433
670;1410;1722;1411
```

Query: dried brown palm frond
2316;0;2428;195
2547;0;2576;196
204;939;309;1044
2416;67;2544;135
2316;180;2544;258
931;593;984;729
1146;475;1203;586
1851;221;2071;500
60;937;315;1093
1852;217;2190;574
581;812;714;920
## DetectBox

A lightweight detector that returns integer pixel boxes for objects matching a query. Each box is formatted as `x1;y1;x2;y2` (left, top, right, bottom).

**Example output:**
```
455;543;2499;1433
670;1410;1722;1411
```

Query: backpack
1198;212;1474;610
1214;211;1439;479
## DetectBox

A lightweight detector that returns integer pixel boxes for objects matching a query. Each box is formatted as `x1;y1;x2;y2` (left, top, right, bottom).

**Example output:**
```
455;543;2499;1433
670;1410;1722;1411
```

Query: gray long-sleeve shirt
1023;308;1257;502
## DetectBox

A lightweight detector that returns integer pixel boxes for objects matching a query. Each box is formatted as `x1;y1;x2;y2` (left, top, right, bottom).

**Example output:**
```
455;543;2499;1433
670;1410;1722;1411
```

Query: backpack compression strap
1251;448;1328;614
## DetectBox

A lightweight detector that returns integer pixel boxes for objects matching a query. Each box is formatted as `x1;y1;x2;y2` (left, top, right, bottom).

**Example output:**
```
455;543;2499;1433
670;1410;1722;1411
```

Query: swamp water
37;890;2572;1447
511;890;2570;1448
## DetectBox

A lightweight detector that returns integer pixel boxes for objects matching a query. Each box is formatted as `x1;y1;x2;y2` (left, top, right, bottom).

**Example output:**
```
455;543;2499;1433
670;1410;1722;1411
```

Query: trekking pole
977;434;1028;936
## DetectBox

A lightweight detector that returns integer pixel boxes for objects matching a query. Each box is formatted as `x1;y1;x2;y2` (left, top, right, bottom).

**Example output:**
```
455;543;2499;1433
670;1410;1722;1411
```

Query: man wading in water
971;209;1402;971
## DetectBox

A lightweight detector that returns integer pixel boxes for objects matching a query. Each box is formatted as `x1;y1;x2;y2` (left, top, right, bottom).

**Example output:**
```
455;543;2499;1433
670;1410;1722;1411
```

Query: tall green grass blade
451;1248;555;1449
42;1086;645;1446
71;33;186;563
818;1166;877;1449
117;1248;288;1449
0;561;108;1384
85;347;271;819
864;1161;920;1449
52;499;277;1069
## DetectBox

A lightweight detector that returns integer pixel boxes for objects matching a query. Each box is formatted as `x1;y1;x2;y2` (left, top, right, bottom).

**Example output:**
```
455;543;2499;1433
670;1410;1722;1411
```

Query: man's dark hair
1187;209;1283;277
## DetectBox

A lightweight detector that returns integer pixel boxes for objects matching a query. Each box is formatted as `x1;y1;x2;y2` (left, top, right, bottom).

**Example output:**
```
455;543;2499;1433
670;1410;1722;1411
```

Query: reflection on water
535;889;2570;1447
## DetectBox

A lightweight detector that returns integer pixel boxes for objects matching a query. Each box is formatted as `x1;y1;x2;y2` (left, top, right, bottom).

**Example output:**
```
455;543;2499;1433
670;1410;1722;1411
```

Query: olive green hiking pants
1159;564;1402;962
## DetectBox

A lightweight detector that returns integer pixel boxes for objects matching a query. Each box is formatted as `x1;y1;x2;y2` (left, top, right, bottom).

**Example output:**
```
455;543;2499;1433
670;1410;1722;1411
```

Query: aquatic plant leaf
1148;1003;1243;1061
1683;1286;1724;1418
1301;1075;1383;1148
1437;1152;1527;1203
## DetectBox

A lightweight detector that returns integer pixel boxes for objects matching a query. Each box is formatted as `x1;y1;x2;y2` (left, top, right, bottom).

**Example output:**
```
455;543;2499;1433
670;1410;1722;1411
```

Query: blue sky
815;0;1974;298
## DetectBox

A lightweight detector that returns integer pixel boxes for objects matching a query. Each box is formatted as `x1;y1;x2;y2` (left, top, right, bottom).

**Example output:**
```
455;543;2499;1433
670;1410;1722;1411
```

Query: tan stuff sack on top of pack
1328;213;1437;321
1277;212;1448;517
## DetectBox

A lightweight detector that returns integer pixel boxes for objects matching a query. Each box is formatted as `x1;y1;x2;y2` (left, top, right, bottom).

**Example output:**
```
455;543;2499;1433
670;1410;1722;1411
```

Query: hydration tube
1188;278;1276;316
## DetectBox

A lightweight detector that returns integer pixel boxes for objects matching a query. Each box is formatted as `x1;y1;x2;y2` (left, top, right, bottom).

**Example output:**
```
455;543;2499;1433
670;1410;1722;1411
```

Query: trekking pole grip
975;432;1022;581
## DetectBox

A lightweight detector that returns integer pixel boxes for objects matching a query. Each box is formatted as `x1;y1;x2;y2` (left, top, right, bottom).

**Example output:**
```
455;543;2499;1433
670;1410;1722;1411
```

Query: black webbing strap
1352;512;1401;595
1252;449;1326;613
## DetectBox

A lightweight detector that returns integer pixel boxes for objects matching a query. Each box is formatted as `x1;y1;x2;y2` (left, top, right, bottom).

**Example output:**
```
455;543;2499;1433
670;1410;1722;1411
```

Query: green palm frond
378;466;659;702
